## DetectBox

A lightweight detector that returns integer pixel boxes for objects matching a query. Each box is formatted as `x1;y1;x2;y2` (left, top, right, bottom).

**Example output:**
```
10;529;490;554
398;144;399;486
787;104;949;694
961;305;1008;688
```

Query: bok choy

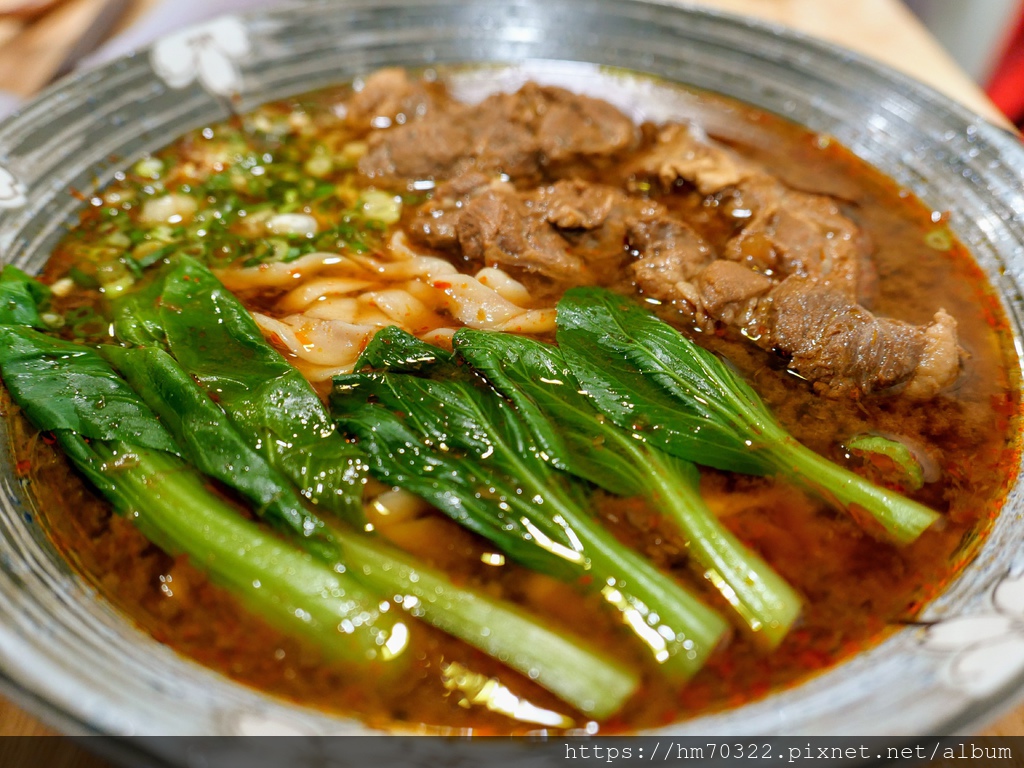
0;325;400;665
0;265;50;328
333;328;730;678
0;313;638;717
454;329;801;649
103;334;637;716
555;287;941;545
101;343;338;558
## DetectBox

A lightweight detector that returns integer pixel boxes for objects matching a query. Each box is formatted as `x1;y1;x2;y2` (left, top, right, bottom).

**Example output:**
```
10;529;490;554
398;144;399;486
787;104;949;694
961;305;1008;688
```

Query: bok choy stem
67;437;409;662
333;530;637;717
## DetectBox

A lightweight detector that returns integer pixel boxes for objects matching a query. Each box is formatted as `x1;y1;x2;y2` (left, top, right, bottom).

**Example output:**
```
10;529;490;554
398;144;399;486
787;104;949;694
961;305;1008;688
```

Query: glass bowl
0;0;1023;750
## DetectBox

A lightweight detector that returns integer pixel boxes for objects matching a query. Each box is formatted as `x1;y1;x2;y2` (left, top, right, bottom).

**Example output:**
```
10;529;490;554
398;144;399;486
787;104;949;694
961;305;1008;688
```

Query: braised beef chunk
528;180;633;264
765;279;960;398
530;179;620;230
520;84;637;163
635;123;876;304
407;173;492;251
689;273;961;398
362;120;477;180
408;202;459;251
633;124;758;195
465;116;540;178
381;73;961;399
528;181;718;282
458;186;588;281
695;260;772;327
359;84;637;182
345;68;440;130
633;254;959;398
722;178;875;302
628;217;713;306
358;97;534;180
762;278;928;395
408;178;589;282
418;177;709;286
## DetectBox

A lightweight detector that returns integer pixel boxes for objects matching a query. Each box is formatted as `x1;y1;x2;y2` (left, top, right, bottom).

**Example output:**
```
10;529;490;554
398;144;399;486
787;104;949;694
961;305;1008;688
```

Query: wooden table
0;0;1019;754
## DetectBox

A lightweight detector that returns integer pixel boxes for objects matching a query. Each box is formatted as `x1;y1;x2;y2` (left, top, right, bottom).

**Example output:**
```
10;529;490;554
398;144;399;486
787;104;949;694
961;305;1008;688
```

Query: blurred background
905;0;1024;128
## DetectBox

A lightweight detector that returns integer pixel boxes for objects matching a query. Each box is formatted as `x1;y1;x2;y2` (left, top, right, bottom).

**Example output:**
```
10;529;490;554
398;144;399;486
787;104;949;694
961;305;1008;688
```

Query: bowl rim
0;0;1023;744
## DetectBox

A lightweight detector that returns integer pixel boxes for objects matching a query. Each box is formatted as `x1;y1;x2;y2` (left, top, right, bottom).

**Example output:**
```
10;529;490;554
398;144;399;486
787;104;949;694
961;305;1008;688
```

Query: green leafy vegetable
0;266;49;328
100;344;337;559
111;256;365;523
454;329;801;649
334;329;730;678
0;327;179;453
110;271;165;347
0;325;396;664
845;434;925;492
555;287;940;545
1;322;638;718
356;324;455;373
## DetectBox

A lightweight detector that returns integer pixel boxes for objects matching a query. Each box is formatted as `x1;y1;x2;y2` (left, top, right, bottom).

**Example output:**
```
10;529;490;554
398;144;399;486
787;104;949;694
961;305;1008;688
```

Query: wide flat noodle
227;232;554;382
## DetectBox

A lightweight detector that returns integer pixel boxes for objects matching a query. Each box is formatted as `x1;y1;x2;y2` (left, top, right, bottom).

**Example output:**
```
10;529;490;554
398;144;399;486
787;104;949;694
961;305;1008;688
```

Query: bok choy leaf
0;265;50;328
111;256;365;523
100;343;338;559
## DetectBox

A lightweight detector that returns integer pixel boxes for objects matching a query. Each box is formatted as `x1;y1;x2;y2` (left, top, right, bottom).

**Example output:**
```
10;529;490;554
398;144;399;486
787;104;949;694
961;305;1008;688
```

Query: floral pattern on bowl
920;571;1024;699
151;16;250;97
0;166;26;209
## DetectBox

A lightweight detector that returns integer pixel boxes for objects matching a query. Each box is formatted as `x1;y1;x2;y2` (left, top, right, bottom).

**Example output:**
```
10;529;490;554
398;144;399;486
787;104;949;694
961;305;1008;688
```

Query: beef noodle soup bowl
1;1;1023;740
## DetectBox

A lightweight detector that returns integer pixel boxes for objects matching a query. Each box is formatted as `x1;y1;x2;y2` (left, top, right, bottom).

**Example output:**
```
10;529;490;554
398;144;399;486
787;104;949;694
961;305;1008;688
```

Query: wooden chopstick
0;0;128;97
